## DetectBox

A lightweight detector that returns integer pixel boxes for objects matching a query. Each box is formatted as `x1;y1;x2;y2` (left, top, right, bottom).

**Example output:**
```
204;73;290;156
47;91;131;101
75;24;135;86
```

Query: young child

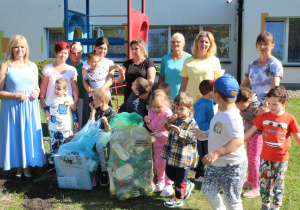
245;86;300;210
144;89;174;197
159;82;175;112
161;92;198;208
89;87;117;186
119;77;151;117
236;86;263;198
194;74;247;209
193;79;215;182
44;78;79;169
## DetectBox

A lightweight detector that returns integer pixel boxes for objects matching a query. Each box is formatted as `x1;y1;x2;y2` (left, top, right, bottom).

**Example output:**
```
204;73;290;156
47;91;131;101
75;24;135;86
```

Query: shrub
35;59;55;82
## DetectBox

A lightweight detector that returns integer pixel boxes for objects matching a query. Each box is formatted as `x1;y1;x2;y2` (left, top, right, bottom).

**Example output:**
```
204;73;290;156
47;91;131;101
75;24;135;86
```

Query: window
266;18;300;63
47;28;64;59
148;27;168;60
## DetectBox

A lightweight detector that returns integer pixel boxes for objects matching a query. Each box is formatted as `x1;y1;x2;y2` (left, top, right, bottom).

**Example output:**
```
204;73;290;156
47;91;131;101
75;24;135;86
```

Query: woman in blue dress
0;35;46;179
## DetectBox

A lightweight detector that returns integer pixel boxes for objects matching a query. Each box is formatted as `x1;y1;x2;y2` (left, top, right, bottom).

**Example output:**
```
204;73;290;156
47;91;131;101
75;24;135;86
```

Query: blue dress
0;63;46;170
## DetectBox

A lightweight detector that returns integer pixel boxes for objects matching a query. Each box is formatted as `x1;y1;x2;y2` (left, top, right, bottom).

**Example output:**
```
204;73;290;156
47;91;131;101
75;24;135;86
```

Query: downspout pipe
237;0;244;83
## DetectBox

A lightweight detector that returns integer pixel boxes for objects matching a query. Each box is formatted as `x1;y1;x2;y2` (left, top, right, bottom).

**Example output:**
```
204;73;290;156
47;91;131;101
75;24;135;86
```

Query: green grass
2;97;300;209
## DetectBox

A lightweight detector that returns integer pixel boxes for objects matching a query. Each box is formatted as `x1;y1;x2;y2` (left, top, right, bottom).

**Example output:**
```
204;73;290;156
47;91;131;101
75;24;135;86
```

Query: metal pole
237;0;244;83
64;0;68;42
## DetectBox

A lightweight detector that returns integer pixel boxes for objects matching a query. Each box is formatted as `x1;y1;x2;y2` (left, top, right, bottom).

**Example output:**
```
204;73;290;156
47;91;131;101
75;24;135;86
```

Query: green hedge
35;59;55;82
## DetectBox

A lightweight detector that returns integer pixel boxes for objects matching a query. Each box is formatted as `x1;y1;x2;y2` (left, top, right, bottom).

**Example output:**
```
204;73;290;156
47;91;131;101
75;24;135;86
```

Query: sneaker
164;197;183;208
160;185;174;197
184;181;195;200
243;181;252;188
194;175;204;182
261;204;271;210
155;181;165;192
100;172;109;186
243;187;260;198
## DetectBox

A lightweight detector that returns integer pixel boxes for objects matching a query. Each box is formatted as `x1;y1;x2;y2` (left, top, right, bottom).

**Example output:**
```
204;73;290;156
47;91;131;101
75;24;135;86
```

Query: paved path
287;89;300;98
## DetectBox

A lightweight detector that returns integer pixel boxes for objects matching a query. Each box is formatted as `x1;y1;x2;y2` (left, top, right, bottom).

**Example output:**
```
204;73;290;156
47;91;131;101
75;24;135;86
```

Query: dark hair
87;51;100;61
266;86;289;104
54;41;70;55
135;77;151;95
94;37;110;48
236;86;253;103
199;80;213;95
213;85;237;103
173;92;193;108
256;31;274;47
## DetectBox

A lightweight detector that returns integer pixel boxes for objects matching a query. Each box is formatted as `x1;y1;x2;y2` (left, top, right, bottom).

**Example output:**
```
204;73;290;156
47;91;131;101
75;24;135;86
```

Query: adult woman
179;31;223;102
68;41;85;128
81;37;115;127
241;31;283;105
0;35;46;179
40;41;79;111
118;39;156;102
158;33;191;99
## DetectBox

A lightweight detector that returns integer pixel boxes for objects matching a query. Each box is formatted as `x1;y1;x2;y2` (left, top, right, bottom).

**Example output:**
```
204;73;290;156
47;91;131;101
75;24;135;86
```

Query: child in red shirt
245;86;300;210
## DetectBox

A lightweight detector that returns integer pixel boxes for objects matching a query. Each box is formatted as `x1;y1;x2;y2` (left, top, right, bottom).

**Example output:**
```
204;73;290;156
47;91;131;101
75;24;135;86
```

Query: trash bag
107;113;154;200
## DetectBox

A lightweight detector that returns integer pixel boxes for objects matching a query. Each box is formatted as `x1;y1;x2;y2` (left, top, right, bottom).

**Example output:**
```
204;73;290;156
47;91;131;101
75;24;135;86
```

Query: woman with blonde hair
118;39;156;102
158;33;191;99
0;35;46;179
179;31;223;102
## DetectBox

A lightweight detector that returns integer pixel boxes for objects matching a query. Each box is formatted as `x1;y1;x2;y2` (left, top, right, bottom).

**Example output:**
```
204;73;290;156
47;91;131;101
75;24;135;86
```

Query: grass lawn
1;97;300;209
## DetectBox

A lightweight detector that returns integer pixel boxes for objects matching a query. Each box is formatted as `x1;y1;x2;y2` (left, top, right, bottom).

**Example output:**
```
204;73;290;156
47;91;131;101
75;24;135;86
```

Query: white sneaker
155;181;165;192
160;185;174;197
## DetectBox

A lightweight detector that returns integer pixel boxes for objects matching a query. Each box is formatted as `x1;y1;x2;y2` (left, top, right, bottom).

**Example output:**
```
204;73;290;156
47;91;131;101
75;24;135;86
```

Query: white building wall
243;0;300;87
0;0;238;77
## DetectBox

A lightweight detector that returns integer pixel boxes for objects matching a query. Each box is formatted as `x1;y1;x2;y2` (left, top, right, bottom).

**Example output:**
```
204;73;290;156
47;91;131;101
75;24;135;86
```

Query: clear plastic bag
107;113;154;200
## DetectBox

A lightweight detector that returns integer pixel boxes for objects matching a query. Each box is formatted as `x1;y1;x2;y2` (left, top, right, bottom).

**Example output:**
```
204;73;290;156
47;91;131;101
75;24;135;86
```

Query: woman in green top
68;41;85;129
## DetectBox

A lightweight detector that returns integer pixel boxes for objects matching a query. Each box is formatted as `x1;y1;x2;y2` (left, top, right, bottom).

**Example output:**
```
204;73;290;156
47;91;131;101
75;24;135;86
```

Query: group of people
0;30;299;210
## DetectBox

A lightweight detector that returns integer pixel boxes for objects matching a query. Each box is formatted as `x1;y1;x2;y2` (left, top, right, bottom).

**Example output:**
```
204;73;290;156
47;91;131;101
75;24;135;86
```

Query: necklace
54;63;67;73
258;57;272;66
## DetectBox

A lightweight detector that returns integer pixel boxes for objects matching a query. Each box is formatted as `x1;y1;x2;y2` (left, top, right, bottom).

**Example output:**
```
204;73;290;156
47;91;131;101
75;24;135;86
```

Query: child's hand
118;66;126;75
144;115;151;124
202;151;219;166
46;116;50;121
101;116;108;124
74;122;79;128
89;102;95;110
191;128;208;139
170;124;180;133
87;86;94;93
170;114;178;121
162;116;169;124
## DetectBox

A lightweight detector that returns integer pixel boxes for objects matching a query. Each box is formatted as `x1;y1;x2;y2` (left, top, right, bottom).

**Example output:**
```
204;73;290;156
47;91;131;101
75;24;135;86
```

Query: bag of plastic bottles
107;112;154;200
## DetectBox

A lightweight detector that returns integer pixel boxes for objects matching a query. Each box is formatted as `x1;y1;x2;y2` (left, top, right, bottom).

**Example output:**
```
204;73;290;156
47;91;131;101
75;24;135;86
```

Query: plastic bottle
112;142;130;161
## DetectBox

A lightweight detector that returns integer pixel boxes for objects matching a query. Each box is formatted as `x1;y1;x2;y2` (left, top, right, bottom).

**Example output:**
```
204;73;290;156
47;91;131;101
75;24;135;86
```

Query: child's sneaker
184;181;195;200
164;197;183;208
100;171;109;186
160;185;174;197
194;171;205;182
243;187;260;198
155;181;165;192
243;180;252;188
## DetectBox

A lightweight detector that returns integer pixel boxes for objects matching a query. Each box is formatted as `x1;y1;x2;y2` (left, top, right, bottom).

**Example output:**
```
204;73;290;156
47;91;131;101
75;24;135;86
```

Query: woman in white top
40;41;79;110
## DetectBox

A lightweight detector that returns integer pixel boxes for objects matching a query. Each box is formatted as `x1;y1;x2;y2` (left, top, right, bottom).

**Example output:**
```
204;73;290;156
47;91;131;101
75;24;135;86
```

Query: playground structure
63;0;150;110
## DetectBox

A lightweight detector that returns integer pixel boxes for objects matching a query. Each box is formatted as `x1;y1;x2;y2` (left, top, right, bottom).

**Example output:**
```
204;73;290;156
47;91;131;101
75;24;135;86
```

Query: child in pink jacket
144;89;174;197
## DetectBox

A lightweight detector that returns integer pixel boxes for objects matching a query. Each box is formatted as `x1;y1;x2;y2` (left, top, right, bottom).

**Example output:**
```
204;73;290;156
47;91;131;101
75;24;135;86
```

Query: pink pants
246;135;263;188
153;140;173;185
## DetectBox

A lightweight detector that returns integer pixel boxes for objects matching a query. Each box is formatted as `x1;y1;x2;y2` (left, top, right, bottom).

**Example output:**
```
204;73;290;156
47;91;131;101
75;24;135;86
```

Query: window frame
266;17;300;65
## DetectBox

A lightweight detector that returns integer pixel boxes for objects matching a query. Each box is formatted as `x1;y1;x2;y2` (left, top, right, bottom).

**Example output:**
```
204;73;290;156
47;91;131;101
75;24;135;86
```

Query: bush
35;59;55;82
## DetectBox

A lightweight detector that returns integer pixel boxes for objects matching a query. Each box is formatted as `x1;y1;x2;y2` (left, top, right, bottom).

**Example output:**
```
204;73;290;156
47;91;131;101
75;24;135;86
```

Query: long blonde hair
6;35;29;66
149;89;170;109
192;31;217;59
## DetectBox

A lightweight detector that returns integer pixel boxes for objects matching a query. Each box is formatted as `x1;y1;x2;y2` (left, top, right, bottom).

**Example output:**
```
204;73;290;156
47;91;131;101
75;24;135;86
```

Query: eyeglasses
171;41;182;44
257;43;271;47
